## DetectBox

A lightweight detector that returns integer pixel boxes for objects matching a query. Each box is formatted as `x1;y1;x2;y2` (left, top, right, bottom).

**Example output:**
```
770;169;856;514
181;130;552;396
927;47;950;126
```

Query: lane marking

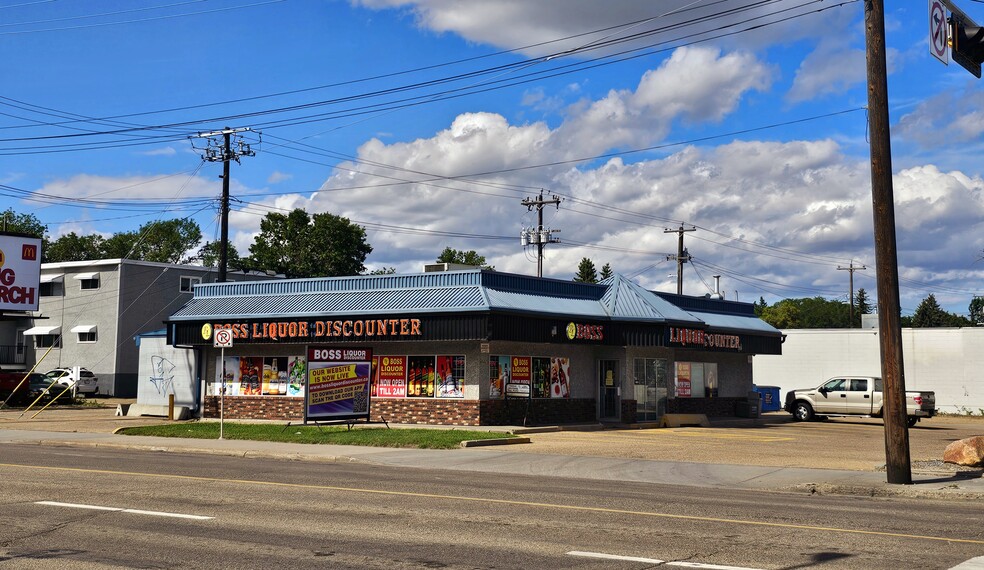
568;551;664;564
567;551;765;569
950;556;984;569
35;500;213;520
5;462;983;545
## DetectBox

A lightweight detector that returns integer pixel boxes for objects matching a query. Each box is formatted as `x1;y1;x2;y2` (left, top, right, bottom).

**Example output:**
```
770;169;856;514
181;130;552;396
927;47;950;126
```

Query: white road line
667;562;766;570
950;557;984;569
567;551;764;570
568;551;665;564
35;501;213;520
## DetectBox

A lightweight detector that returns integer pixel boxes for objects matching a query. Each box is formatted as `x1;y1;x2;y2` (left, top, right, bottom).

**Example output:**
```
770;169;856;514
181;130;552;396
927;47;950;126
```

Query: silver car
45;368;100;395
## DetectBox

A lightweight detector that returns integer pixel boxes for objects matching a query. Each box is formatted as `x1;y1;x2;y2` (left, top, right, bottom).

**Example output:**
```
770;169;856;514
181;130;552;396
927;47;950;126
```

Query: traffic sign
930;0;949;64
213;327;233;348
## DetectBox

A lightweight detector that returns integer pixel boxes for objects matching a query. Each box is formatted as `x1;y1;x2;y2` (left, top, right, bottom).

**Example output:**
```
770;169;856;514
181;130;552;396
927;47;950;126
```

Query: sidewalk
2;404;982;500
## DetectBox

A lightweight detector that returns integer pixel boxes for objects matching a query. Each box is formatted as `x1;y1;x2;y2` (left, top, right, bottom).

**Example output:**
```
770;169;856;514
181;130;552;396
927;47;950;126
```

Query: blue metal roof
599;274;703;324
168;269;779;337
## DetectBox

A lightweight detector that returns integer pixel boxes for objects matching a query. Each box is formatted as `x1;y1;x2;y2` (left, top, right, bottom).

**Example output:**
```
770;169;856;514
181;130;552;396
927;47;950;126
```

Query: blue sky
2;0;983;316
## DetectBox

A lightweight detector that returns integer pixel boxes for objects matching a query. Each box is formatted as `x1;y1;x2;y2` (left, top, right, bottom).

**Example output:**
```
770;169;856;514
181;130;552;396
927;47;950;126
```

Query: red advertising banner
676;362;692;398
510;356;531;384
373;355;407;398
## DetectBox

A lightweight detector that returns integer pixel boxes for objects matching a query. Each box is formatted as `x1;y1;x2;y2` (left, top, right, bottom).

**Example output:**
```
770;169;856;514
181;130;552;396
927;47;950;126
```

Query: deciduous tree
248;209;372;278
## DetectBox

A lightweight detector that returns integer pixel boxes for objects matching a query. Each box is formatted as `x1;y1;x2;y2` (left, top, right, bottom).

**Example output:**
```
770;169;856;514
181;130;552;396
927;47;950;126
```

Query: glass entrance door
599;360;619;420
633;358;667;422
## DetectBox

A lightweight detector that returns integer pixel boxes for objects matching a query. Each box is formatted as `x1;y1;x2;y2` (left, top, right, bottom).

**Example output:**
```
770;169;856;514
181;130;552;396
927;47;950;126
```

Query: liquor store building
166;269;782;426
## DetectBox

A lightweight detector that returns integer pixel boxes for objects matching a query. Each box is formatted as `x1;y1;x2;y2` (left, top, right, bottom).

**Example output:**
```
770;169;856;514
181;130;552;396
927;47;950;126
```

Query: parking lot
512;413;984;472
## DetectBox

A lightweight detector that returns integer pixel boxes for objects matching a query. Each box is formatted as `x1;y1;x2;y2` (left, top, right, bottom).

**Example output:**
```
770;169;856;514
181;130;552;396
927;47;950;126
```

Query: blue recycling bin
754;385;782;412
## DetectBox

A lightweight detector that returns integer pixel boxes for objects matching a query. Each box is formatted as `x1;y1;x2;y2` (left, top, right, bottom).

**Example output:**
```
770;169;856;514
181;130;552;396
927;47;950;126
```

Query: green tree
600;262;614;280
197;241;241;269
754;296;768;317
912;294;948;327
912;294;972;327
248;208;372;278
573;257;598;283
854;288;872;325
45;232;105;262
98;219;202;263
436;247;491;269
0;209;46;238
759;299;802;329
969;297;984;326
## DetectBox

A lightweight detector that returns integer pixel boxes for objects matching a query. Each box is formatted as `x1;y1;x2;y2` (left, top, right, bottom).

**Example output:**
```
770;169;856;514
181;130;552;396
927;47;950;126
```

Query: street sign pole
213;328;234;440
219;347;225;440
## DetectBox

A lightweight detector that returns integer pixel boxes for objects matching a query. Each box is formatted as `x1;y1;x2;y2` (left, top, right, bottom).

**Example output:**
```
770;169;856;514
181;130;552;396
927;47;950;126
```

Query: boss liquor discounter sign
0;234;42;312
305;347;373;422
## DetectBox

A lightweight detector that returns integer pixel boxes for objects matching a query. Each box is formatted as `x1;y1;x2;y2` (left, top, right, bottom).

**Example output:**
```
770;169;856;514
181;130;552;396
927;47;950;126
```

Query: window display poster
214;355;241;396
436;355;465;398
505;356;531;398
287;356;306;397
549;357;571;399
373;355;407;398
489;355;509;399
238;357;263;395
262;357;290;395
407;355;436;398
531;357;551;398
675;362;692;397
306;347;372;421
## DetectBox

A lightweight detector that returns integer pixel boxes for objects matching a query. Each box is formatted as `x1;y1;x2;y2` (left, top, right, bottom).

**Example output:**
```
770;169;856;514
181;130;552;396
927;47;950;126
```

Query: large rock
943;436;984;467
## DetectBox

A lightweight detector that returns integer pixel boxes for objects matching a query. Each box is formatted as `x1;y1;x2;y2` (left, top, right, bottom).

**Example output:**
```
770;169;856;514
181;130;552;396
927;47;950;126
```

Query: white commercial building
753;327;984;415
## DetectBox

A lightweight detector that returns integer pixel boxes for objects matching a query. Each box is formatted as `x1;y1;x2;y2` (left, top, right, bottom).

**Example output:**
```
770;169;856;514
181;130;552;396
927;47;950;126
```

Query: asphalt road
1;445;983;569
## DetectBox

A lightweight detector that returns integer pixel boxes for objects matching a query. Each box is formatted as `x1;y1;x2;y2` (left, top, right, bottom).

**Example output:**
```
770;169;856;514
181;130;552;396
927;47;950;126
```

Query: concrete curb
460;436;531;447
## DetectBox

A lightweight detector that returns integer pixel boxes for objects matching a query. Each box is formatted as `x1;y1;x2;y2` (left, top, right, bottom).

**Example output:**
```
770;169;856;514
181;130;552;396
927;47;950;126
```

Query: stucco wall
752;328;984;415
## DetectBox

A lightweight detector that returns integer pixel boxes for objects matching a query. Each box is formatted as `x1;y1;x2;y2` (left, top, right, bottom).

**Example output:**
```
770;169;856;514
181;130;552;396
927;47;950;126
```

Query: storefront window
673;361;718;398
633;358;666;421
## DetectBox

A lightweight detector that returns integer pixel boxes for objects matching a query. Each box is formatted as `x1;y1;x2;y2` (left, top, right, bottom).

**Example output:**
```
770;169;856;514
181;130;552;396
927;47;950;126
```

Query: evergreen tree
599;262;614;280
969;297;984;326
573;258;598;283
854;288;872;326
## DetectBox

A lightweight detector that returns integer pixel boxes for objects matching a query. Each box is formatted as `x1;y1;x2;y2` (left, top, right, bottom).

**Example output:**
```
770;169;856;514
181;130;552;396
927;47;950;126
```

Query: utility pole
838;261;867;327
192;127;256;282
864;0;911;485
520;191;561;278
664;225;695;295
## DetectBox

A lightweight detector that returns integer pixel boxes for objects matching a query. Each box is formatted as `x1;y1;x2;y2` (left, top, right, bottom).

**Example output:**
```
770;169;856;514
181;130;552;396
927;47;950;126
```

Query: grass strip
118;422;515;449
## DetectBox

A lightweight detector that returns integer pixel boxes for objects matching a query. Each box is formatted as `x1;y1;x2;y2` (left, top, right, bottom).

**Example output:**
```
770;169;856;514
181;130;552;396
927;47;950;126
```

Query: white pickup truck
784;376;936;427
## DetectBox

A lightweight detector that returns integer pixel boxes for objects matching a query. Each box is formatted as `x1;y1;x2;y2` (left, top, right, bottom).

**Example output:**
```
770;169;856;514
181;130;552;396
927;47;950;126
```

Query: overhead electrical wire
0;0;853;151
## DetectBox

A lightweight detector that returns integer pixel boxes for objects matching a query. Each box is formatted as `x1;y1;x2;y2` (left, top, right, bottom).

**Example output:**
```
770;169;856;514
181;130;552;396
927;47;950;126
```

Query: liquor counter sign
305;347;373;422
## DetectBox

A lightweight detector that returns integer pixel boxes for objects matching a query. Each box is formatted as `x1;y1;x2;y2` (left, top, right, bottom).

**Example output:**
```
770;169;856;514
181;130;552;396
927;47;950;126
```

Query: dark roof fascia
653;291;757;317
480;269;606;300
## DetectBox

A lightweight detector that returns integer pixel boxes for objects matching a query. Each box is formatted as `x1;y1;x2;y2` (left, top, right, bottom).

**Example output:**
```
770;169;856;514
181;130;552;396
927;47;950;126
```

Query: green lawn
118;422;516;449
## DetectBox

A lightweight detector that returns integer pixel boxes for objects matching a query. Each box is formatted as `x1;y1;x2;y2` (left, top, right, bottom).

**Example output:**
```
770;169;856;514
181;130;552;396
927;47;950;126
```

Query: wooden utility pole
864;0;911;484
838;262;866;327
521;191;561;278
192;127;255;282
664;225;695;295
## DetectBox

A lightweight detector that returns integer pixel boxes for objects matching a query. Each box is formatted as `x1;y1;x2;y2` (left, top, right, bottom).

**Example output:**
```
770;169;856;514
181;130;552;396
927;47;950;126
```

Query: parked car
784;376;936;427
45;368;100;395
28;373;74;404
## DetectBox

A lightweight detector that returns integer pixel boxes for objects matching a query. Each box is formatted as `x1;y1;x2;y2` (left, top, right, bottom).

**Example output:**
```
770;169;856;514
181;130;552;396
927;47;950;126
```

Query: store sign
564;321;604;341
205;318;423;342
0;234;42;311
667;327;743;351
305;346;373;422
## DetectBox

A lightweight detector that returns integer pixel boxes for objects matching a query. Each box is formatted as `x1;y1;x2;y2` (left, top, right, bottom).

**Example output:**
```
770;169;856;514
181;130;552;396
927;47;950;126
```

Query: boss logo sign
565;322;604;341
